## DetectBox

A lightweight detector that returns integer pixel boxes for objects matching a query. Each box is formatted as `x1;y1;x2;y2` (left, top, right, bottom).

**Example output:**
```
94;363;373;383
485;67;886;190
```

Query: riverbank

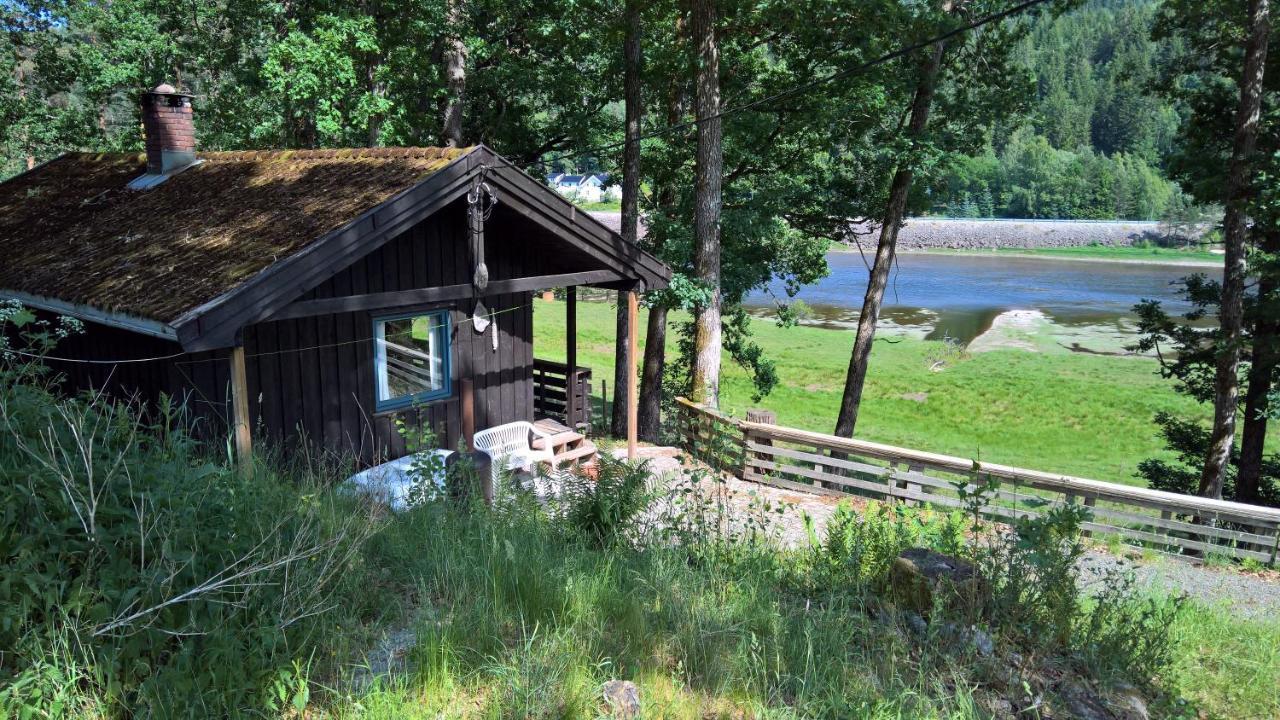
839;216;1191;251
535;297;1208;485
898;245;1221;267
586;213;1210;260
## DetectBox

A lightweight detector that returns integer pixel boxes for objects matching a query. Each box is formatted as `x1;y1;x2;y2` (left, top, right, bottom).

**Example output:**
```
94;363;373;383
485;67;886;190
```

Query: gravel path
635;449;1280;620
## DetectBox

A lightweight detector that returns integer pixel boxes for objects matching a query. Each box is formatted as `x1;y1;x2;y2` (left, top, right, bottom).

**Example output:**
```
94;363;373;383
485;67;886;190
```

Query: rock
969;626;995;657
904;612;929;636
1108;684;1149;720
1058;683;1118;720
601;680;640;718
975;691;1018;720
888;548;988;618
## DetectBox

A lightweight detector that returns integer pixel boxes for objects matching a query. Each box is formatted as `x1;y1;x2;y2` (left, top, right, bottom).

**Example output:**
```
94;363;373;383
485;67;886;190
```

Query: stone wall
844;218;1180;250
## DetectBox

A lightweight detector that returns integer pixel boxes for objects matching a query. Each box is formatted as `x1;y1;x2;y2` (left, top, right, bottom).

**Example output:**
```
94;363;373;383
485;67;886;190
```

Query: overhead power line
531;0;1054;169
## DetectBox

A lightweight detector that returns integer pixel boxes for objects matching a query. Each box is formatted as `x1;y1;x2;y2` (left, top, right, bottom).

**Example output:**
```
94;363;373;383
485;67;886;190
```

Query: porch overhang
171;146;668;352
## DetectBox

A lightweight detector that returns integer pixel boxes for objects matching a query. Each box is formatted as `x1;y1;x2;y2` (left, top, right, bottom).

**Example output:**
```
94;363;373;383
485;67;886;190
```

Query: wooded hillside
926;0;1194;220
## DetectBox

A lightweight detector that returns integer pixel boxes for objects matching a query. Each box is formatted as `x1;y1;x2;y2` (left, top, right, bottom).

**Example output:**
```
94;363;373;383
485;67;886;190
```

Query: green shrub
558;455;653;547
812;500;966;592
980;505;1183;689
0;318;380;717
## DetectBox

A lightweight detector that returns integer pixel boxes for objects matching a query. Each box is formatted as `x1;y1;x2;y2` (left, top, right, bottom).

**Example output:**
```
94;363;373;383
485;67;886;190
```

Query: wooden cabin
0;85;670;466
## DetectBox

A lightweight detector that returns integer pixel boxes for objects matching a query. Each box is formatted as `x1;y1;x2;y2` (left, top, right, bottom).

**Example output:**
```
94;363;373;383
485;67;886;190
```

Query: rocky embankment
847;217;1171;250
588;211;1184;251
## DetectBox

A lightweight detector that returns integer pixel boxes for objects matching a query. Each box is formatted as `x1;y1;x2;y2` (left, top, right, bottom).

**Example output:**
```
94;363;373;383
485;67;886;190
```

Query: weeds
0;317;381;717
0;308;1272;718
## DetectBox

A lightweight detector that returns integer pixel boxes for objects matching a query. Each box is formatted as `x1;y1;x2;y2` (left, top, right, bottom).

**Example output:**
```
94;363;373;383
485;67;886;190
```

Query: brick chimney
140;83;196;175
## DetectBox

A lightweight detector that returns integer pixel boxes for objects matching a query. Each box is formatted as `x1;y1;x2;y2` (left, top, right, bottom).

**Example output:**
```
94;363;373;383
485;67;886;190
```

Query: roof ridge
200;146;474;162
56;147;475;164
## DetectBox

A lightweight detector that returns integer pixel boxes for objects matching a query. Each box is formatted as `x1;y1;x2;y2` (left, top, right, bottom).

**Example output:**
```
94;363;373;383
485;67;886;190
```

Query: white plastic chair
473;421;557;490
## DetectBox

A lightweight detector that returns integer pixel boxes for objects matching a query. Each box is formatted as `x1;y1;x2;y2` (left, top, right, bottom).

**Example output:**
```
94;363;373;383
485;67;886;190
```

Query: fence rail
675;397;1280;565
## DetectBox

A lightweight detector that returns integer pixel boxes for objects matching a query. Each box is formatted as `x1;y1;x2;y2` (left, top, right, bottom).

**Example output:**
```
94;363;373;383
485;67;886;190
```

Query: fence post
907;462;926;504
897;462;918;506
744;409;775;481
1082;496;1097;538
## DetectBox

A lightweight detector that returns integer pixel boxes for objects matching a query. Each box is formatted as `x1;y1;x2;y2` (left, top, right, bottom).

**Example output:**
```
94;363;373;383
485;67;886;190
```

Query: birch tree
689;0;723;407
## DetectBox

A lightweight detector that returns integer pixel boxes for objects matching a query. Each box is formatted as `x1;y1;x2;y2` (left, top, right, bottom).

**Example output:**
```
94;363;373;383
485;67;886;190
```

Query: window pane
375;313;448;405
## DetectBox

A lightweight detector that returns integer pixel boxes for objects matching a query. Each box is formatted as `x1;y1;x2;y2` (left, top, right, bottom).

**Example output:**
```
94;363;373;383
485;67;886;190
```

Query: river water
743;252;1215;347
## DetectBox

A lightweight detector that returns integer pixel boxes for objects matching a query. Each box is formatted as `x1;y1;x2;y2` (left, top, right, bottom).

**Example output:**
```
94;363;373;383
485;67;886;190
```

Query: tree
440;0;467;147
1239;231;1280;500
612;0;643;439
688;0;722;407
834;1;953;438
1197;0;1270;500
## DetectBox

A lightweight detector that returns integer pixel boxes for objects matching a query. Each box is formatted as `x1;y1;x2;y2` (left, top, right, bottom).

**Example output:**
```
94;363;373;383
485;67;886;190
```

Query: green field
911;244;1222;265
533;297;1206;484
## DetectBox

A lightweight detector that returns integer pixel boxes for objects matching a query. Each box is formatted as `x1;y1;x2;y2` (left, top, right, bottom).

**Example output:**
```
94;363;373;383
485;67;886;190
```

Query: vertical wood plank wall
38;200;601;466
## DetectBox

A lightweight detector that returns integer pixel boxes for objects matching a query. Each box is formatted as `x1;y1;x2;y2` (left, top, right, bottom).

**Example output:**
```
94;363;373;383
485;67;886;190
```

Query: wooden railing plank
676;396;1280;565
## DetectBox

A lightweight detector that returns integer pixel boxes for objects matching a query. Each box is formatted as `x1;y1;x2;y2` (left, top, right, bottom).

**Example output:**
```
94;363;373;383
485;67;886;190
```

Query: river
743;252;1217;351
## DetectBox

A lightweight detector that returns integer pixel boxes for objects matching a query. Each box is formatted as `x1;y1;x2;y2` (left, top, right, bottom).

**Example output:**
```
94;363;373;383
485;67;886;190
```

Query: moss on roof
0;146;473;323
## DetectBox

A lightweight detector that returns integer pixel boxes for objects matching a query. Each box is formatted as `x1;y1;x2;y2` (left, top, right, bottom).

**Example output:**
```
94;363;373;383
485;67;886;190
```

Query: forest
2;0;1280;716
926;0;1193;220
3;0;1196;222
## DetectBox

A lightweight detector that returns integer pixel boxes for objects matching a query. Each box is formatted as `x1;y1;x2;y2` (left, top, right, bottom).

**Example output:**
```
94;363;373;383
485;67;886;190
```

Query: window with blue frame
373;310;451;411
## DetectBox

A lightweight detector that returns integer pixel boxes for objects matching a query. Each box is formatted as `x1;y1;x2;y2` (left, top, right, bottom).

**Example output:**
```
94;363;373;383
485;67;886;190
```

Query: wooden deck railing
533;358;593;431
675;397;1280;565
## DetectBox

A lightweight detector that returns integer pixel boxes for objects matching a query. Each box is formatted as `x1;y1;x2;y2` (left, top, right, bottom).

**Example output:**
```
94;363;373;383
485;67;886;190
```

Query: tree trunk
611;0;645;438
16;61;34;169
834;15;949;438
689;0;723;408
611;298;632;437
639;17;685;443
1199;0;1270;499
440;0;467;147
638;304;668;441
1238;229;1280;503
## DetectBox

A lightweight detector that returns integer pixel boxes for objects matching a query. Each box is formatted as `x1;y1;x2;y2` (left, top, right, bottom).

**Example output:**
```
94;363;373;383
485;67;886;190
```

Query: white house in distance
546;173;620;204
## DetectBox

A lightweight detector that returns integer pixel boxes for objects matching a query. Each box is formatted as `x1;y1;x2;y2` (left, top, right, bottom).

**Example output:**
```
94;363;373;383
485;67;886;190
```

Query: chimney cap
145;82;193;98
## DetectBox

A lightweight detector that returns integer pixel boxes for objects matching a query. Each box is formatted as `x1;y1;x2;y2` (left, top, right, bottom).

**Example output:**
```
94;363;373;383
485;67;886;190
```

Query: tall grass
0;307;387;717
2;305;1276;718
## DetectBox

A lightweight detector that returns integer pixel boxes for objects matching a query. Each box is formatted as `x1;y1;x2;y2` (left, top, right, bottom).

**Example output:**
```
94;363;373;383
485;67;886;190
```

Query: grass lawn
914;244;1222;265
573;200;622;212
533;297;1205;484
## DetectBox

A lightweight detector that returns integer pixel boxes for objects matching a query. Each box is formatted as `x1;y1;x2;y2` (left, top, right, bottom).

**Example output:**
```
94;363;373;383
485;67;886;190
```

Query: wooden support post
229;345;252;477
461;378;476;452
461;378;491;505
626;290;639;459
566;286;578;428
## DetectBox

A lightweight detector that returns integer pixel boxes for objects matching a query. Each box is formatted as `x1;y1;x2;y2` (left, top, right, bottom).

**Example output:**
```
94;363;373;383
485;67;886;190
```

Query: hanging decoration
467;166;498;333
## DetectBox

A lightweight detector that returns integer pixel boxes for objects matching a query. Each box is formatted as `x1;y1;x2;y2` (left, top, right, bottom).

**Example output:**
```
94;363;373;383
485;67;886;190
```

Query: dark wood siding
241;201;545;463
36;198;599;466
33;321;231;438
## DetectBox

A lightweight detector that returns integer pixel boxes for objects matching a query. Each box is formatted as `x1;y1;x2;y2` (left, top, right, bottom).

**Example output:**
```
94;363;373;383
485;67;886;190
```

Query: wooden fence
533;358;593;431
675;397;1280;565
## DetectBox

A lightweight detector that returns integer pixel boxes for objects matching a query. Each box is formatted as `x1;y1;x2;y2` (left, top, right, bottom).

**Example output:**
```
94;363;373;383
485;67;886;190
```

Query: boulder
974;690;1017;720
888;548;988;618
1108;684;1149;720
601;679;640;718
1057;683;1117;720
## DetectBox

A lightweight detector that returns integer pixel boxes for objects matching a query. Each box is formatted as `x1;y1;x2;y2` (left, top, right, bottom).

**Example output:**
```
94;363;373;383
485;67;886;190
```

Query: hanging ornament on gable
467;166;498;333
